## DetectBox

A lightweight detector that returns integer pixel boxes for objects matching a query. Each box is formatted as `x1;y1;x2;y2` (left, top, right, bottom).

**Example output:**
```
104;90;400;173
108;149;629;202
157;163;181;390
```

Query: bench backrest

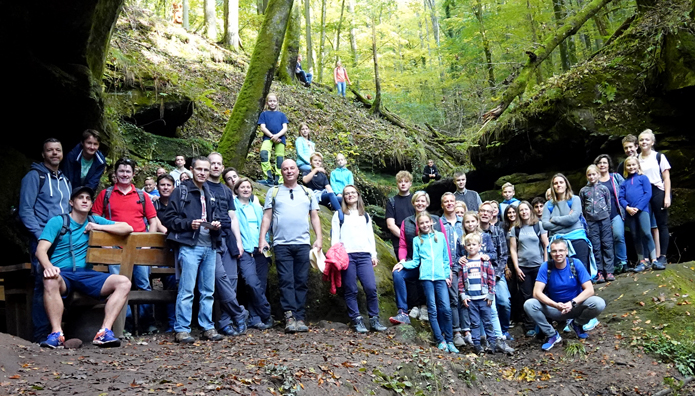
86;231;174;280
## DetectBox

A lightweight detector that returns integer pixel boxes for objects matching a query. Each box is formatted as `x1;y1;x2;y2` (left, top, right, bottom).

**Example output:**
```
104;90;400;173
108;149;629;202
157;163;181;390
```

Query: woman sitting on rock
302;152;342;214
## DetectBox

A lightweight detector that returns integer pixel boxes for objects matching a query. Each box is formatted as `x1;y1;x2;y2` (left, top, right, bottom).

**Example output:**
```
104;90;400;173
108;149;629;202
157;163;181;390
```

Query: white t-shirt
639;151;670;191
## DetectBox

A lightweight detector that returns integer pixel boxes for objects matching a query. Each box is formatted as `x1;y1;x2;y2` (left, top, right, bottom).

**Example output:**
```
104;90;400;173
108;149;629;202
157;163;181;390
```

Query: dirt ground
0;319;691;396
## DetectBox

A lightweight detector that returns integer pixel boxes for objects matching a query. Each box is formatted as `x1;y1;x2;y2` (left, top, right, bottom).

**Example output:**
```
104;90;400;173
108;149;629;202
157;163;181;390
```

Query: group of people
294;57;352;98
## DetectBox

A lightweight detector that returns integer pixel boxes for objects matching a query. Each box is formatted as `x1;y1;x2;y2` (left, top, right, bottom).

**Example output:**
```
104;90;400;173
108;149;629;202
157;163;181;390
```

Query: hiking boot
408;306;420;319
447;342;460;354
352;316;368;334
418;305;429;322
582;318;599;331
541;331;562;351
295;320;309;332
389;310;411;325
652;260;666;271
474;345;485;355
93;328;121;348
202;329;223;341
219;324;237;336
234;311;249;335
453;333;465;347
494;340;515;355
526;325;540;337
437;341;447;351
657;255;668;265
596;272;606;284
571;321;589;339
255;316;274;330
40;331;65;349
369;316;387;332
284;311;297;333
606;273;615;282
631;260;648;273
175;332;195;343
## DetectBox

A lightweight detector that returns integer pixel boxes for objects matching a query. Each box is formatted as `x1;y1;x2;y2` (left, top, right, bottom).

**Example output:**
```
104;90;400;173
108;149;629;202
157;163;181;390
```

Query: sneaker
418;306;429;322
463;332;473;345
582;318;599;331
447;342;460;354
235;318;249;336
631;260;648;273
652;260;666;271
40;331;65;349
453;333;465;347
480;335;489;350
202;329;223;341
369;316;387;332
145;325;159;334
295;320;309;332
93;328;121;347
352;316;368;334
437;341;447;351
175;332;195;343
502;331;514;341
606;273;615;282
571;321;589;339
219;324;237;336
615;261;628;274
474;345;485;355
494;340;515;355
563;319;573;333
525;328;538;337
255;316;274;330
596;272;606;284
389;310;411;325
408;306;420;319
541;331;562;351
657;255;668;265
284;311;297;333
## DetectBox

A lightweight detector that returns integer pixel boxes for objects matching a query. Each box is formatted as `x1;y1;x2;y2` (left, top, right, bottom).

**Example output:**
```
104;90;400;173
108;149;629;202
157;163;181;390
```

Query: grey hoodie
19;162;72;239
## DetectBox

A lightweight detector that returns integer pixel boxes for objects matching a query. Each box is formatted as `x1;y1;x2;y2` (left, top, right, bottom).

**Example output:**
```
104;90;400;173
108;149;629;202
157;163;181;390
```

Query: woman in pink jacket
334;61;351;98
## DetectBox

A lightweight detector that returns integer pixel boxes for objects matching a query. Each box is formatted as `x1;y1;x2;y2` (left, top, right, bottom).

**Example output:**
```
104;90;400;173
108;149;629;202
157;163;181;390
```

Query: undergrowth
640;333;695;376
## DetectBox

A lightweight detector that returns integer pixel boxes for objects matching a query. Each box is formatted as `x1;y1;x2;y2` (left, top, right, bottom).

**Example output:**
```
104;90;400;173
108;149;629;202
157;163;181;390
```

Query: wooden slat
129;233;168;248
90;265;110;273
88;231;128;247
0;263;32;273
151;268;176;274
86;248;123;265
128;290;177;304
133;248;174;266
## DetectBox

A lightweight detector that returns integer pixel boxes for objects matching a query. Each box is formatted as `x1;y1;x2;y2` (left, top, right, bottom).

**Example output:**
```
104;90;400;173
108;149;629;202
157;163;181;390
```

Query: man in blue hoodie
61;129;106;191
19;138;72;342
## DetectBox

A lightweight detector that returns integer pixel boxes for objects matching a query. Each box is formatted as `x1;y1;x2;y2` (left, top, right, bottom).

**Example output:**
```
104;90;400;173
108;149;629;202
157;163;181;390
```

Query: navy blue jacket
61;143;106;190
161;180;221;248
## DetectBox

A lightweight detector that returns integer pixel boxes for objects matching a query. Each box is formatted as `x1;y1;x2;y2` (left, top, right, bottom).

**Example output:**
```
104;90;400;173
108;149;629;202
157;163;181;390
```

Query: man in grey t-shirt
259;159;322;334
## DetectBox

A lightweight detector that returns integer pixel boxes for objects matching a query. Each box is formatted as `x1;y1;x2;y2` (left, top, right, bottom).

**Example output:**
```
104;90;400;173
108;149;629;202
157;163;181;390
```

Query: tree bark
218;0;296;170
424;0;440;46
483;0;614;123
183;0;190;30
551;0;571;71
204;0;217;40
318;0;327;83
304;0;313;70
223;0;240;50
335;0;347;59
371;17;382;113
349;0;358;67
278;2;301;83
526;0;543;83
257;0;268;14
473;0;495;88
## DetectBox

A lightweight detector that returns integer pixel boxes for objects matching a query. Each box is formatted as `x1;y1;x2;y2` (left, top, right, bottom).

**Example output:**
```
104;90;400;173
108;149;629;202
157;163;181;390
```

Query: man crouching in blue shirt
36;186;133;348
524;238;606;351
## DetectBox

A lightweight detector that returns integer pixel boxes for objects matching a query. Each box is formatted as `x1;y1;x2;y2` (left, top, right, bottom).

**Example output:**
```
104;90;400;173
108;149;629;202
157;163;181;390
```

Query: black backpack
49;213;96;272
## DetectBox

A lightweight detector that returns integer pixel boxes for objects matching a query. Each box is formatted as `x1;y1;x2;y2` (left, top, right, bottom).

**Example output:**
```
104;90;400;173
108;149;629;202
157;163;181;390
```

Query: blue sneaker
40;332;65;349
219;324;237;336
541;331;562;351
526;325;540;337
93;328;121;348
583;318;599;331
572;321;589;339
503;331;514;341
437;341;447;351
563;319;573;333
389;310;411;325
446;342;459;354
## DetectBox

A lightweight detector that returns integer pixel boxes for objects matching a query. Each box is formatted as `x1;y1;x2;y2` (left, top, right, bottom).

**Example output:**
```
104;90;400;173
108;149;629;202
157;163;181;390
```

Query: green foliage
640;333;695;376
564;341;587;358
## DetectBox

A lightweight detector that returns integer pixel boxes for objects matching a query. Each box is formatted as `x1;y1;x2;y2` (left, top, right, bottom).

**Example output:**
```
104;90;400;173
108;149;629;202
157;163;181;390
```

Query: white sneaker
418;305;429;322
409;307;420;319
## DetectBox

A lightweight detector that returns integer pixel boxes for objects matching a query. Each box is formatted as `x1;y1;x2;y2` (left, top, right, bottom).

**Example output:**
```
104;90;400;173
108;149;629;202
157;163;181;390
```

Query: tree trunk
483;0;614;123
526;0;543;83
335;0;347;59
218;0;296;170
473;0;495;88
183;0;190;30
424;0;440;46
204;0;217;40
318;0;327;83
371;18;382;114
551;0;571;71
223;0;240;50
349;0;358;67
257;0;268;14
278;2;301;83
304;0;314;70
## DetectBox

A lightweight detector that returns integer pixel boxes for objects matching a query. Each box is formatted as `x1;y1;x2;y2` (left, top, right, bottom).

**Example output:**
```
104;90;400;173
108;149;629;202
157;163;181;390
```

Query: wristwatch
571;300;577;307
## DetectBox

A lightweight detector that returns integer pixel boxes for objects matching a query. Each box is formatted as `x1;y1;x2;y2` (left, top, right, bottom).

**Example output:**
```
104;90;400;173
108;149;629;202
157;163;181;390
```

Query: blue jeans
448;273;470;332
392;267;420;311
342;253;379;320
469;298;495;346
495;276;511;334
175;245;216;333
489;294;504;339
109;264;155;329
524;296;606;337
298;164;312;176
626;210;656;261
319;191;342;212
611;215;627;264
422;280;453;344
238;251;271;324
274;244;311;320
162;275;178;331
336;82;346;97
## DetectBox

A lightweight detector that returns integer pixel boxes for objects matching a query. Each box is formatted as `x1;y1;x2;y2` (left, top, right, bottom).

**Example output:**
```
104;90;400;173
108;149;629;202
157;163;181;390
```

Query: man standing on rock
259;159;322;333
453;171;482;212
524;239;606;351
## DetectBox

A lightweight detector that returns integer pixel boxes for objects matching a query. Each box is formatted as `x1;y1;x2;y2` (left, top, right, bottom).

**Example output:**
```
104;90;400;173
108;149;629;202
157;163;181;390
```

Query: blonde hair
623;157;643;178
463;233;482;246
501;182;514;191
462;211;482;237
550;173;574;203
454;201;468;213
416;212;437;244
265;93;278;109
396;170;413;183
441;192;456;209
309;152;324;167
639;128;656;144
411;191;430;207
586;164;599;176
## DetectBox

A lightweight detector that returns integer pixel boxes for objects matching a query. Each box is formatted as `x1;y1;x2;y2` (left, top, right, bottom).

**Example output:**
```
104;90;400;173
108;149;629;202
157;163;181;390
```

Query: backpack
546;258;580;287
514;223;541;240
546;198;589;233
270;185;312;210
49;213;96;272
102;186;147;221
336;210;370;240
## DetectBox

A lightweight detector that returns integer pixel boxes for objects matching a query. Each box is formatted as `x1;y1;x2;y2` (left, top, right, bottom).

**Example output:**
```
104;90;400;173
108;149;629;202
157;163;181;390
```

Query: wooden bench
0;262;34;340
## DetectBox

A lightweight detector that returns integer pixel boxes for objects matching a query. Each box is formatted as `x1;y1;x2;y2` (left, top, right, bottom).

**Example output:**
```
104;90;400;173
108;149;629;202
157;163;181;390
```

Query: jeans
524;296;606;337
392;267;420;311
448;272;470;332
215;247;246;329
517;266;539;331
30;237;50;342
342;253;380;320
238;251;271;324
495;276;511;333
175;245;216;333
319;191;342;213
298;164;312;176
274;244;311;320
626;210;656;261
162;275;178;331
611;215;628;264
422;280;453;344
468;299;495;346
650;186;669;256
588;218;614;274
336;82;346;97
108;264;155;329
488;294;504;339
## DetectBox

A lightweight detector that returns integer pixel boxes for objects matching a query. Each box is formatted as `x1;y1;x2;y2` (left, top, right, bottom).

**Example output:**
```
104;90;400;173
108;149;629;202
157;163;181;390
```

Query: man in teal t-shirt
35;186;133;349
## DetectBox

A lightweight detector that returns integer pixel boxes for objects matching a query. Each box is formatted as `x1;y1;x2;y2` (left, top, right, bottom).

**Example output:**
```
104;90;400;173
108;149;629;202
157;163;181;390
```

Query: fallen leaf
8;375;20;379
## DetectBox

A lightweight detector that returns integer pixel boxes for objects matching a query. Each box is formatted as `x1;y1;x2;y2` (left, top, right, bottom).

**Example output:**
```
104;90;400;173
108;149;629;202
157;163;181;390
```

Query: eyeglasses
289;189;294;200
